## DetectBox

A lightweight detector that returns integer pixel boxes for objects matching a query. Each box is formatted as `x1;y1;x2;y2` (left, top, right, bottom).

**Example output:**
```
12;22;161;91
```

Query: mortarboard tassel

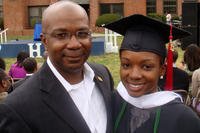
164;23;173;91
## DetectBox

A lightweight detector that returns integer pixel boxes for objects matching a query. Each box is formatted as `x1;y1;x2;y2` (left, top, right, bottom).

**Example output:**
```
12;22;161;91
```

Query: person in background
43;50;48;61
184;44;200;74
11;57;38;90
0;58;5;70
8;51;29;80
159;50;190;92
0;68;12;102
104;14;200;133
166;11;172;25
37;51;48;69
0;1;114;133
183;44;200;96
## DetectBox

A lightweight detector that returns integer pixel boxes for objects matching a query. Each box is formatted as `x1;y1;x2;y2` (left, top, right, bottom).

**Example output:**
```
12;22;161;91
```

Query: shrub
147;13;166;22
96;13;121;27
172;14;181;20
30;18;37;28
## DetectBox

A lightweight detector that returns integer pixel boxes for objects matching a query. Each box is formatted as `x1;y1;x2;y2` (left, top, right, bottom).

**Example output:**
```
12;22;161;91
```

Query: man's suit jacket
13;75;31;89
8;75;32;93
0;62;114;133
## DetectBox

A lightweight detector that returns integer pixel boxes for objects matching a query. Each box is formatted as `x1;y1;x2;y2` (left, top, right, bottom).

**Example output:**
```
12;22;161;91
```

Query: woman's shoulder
192;68;200;78
162;100;199;120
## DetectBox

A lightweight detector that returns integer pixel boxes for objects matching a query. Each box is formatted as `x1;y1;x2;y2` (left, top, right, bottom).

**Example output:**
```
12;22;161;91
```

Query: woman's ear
160;64;166;77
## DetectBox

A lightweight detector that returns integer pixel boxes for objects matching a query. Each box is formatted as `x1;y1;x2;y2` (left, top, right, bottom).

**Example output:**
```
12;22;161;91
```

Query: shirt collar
117;81;182;109
47;57;95;92
26;73;33;76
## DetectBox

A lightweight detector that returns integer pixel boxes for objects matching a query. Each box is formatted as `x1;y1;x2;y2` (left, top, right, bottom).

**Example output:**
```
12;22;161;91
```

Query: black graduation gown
113;91;200;133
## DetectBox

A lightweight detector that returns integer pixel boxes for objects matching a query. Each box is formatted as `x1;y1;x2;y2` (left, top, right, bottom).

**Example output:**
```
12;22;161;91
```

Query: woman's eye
121;63;130;69
143;65;153;70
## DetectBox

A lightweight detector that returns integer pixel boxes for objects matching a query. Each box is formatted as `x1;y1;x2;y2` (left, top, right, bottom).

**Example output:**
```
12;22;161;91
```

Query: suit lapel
39;63;91;133
93;74;112;133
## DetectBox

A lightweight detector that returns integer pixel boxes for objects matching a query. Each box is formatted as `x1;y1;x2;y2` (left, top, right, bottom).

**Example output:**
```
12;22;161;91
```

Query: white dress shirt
47;58;107;133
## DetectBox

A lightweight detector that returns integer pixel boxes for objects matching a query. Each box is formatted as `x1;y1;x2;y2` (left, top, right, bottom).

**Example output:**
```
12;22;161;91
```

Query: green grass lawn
7;35;33;41
4;53;121;88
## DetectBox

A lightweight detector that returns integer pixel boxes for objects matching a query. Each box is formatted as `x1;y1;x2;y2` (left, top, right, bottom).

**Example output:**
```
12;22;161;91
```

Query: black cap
103;14;191;58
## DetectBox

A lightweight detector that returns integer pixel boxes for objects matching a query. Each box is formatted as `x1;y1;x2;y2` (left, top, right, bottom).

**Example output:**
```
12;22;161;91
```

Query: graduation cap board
103;14;191;58
103;14;191;91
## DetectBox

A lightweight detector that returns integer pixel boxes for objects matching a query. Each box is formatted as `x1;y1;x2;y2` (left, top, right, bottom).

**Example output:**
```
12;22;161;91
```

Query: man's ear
40;33;48;51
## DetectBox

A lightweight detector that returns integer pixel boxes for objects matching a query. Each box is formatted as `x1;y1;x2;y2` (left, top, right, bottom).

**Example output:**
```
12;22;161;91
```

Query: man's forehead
42;2;88;32
43;1;85;18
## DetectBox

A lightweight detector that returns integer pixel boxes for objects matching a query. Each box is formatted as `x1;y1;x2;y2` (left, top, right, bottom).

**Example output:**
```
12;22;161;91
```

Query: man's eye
55;33;68;39
77;31;90;39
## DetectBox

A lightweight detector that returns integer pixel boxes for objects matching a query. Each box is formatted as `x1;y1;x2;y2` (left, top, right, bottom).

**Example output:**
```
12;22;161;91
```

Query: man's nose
66;35;81;49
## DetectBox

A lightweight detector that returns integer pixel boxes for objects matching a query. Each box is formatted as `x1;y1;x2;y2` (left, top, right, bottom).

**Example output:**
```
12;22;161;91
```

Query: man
0;1;114;133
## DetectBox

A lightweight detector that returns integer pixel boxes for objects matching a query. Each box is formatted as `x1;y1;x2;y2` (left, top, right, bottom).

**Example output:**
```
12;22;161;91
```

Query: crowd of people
0;1;199;133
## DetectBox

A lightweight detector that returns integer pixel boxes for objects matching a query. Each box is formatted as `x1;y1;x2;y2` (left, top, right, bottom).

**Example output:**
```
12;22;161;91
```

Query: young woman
104;14;200;133
8;51;29;79
184;44;200;116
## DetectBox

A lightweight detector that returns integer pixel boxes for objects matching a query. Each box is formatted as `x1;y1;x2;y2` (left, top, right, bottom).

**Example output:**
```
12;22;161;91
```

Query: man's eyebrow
52;29;68;33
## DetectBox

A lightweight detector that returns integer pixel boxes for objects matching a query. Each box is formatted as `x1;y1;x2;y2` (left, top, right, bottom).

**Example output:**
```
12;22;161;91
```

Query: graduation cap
103;14;191;57
103;14;191;90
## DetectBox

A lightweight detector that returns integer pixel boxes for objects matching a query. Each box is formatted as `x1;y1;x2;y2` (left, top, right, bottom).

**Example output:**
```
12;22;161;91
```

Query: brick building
2;0;196;36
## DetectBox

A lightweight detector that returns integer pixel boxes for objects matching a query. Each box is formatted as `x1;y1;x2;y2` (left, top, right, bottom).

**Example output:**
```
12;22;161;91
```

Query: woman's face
120;50;165;97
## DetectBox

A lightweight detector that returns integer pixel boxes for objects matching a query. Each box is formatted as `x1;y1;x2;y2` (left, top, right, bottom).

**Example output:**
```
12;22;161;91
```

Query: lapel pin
97;76;103;82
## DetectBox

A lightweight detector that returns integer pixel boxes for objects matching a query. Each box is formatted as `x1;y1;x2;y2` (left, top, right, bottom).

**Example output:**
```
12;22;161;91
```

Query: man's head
0;68;12;93
22;57;37;74
40;1;91;79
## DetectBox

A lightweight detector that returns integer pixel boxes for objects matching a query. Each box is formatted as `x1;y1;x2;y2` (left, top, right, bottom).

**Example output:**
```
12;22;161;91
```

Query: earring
160;75;163;79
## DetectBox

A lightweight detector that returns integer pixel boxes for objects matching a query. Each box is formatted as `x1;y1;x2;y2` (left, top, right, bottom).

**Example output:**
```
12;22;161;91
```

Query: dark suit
13;75;31;89
7;75;32;93
0;62;114;133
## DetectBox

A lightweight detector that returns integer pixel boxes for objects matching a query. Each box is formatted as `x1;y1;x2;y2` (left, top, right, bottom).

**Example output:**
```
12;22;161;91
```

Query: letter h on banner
28;42;42;58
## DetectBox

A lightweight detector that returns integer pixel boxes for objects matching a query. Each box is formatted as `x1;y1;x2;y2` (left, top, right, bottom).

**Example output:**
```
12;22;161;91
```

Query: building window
28;6;47;28
163;0;177;14
100;4;124;17
146;0;156;14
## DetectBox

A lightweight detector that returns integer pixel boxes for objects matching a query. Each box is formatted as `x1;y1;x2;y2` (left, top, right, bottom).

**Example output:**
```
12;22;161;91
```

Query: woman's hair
184;44;200;71
0;68;7;81
22;57;37;73
0;57;5;70
16;51;29;67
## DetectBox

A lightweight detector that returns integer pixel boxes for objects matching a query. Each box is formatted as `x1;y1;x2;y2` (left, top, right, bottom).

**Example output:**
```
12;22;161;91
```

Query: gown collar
117;81;182;109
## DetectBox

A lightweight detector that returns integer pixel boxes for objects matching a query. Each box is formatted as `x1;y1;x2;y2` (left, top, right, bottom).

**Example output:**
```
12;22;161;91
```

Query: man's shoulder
174;67;189;77
87;62;108;72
